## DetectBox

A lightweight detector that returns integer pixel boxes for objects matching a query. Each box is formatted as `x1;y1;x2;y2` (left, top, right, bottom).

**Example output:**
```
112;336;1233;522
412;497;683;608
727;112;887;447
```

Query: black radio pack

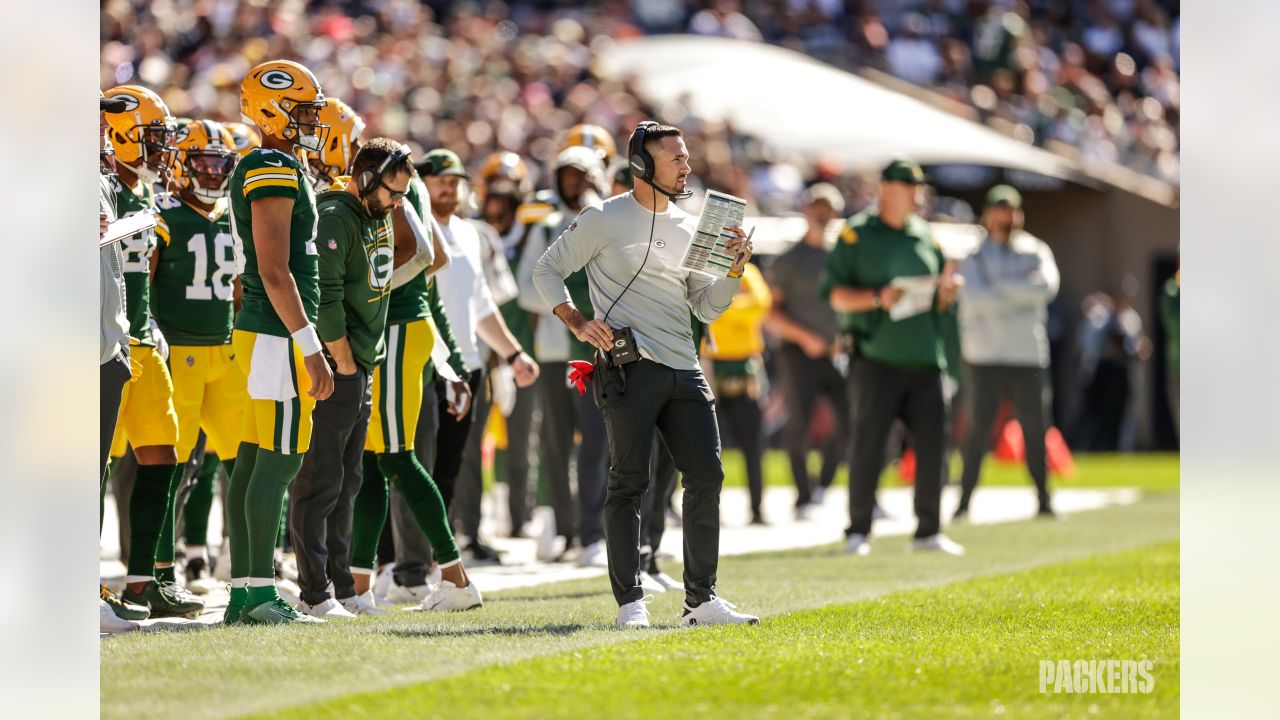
608;326;640;365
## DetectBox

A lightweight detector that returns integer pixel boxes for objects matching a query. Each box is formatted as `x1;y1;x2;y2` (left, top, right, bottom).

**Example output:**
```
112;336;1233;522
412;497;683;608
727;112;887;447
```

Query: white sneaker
650;571;683;591
299;597;357;620
909;533;966;556
99;598;138;633
372;563;395;602
385;582;430;604
680;597;759;627
638;571;666;594
415;581;482;612
616;596;652;629
845;533;871;556
533;507;563;562
579;540;608;568
341;591;389;616
427;563;443;590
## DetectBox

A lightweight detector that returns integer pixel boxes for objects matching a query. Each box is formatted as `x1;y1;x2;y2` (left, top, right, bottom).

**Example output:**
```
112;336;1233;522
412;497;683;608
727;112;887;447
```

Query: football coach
533;121;759;630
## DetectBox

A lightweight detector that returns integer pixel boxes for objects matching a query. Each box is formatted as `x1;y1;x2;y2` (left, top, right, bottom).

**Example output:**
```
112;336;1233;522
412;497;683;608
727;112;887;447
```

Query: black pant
716;393;764;518
449;369;491;539
432;369;485;510
597;359;723;607
778;343;849;505
539;362;578;541
503;382;538;535
957;364;1051;509
847;357;947;539
289;367;372;605
639;430;678;572
100;353;131;479
574;388;609;547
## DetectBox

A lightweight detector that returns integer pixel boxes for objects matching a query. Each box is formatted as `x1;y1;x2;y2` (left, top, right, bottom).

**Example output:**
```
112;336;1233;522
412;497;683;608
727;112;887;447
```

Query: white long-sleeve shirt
100;174;129;365
956;230;1060;368
434;214;498;372
517;212;572;363
532;192;740;371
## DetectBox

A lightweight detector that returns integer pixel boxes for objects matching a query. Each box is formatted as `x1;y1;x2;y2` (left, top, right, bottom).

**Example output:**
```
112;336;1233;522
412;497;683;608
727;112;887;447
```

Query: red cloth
567;360;595;396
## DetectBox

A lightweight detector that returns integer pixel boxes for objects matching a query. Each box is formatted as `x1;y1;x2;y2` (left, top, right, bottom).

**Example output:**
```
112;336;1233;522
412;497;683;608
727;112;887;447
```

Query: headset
627;121;692;201
357;143;412;198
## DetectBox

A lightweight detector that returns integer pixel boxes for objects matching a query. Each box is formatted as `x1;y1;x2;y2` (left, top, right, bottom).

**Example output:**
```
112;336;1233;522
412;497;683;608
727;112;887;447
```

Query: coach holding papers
533;121;759;630
823;159;965;558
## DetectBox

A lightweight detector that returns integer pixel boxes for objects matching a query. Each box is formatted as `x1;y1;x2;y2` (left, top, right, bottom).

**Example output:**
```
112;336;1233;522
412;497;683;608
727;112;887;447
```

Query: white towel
246;334;298;402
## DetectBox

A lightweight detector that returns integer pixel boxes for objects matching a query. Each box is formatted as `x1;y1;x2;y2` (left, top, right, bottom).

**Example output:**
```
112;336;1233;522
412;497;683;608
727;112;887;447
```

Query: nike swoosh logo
263;159;284;167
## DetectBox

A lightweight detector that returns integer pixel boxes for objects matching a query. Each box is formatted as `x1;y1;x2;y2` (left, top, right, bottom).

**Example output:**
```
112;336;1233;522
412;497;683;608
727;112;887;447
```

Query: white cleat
579;540;609;568
845;533;871;556
372;563;395;603
385;582;430;604
413;581;482;612
638;571;666;594
615;596;652;629
99;598;138;634
341;590;389;616
680;597;759;627
909;533;966;556
650;571;683;592
298;597;357;620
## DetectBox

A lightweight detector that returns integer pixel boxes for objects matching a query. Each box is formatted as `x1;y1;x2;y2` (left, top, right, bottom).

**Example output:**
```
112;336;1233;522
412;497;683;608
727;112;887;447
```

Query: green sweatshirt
315;189;393;371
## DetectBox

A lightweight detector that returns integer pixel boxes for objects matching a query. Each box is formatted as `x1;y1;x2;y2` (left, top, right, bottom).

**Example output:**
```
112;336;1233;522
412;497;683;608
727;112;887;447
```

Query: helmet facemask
128;121;178;184
269;98;330;153
183;151;237;203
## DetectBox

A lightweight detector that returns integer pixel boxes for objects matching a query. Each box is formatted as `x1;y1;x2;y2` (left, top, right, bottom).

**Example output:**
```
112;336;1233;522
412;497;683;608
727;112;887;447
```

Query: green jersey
112;176;157;346
151;193;236;346
228;147;319;337
315;189;394;371
821;211;949;370
387;176;433;324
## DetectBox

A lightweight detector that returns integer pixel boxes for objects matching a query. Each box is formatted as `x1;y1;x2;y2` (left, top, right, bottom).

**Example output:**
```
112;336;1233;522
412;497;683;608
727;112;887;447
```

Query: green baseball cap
418;149;470;179
881;158;926;184
985;184;1023;208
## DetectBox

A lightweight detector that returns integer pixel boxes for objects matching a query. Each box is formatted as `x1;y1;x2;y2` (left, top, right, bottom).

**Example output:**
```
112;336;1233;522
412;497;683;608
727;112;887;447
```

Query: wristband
505;349;523;365
292;324;323;356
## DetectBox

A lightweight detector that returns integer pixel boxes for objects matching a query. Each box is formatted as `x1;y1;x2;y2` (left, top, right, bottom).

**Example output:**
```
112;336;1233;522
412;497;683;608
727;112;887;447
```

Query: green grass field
102;454;1178;719
721;450;1180;492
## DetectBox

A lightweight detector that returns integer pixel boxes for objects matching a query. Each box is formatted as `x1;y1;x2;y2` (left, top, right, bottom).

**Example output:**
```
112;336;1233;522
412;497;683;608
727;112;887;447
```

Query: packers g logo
113;93;140;112
174;124;190;142
368;244;394;291
261;70;294;90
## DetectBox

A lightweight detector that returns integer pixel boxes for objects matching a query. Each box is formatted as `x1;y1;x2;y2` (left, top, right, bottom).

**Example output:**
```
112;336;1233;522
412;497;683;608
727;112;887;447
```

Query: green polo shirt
820;210;949;371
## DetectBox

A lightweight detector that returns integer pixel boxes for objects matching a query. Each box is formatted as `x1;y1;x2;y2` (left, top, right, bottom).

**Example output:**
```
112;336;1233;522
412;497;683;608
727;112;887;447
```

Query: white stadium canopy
595;35;1079;181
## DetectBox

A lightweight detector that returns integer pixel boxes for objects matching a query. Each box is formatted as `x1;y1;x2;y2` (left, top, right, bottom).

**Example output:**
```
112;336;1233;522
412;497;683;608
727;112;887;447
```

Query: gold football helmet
305;97;365;183
222;121;262;159
475;151;531;201
171;119;238;203
560;123;617;165
103;85;177;184
240;60;329;152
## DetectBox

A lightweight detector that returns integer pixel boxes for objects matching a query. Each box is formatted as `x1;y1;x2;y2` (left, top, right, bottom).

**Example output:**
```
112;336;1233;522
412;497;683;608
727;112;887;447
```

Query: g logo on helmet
174;124;190;142
114;93;140;112
260;70;295;90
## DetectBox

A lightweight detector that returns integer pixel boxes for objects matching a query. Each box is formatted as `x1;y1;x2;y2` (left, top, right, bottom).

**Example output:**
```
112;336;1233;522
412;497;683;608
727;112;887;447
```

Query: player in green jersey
223;59;335;625
150;118;246;590
102;84;204;619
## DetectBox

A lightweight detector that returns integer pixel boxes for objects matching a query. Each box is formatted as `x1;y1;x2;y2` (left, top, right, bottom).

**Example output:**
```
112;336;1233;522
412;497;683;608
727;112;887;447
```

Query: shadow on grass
382;623;594;639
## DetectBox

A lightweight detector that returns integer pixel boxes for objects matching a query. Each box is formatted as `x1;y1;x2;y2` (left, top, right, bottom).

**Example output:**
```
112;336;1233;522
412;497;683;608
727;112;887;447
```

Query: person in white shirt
954;185;1060;520
419;149;539;563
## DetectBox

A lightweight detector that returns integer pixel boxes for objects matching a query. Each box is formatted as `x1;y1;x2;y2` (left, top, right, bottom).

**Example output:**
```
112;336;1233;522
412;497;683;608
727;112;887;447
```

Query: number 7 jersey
152;193;237;345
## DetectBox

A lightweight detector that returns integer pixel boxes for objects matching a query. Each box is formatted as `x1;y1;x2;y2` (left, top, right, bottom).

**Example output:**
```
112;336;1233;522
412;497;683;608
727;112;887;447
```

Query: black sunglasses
380;179;408;201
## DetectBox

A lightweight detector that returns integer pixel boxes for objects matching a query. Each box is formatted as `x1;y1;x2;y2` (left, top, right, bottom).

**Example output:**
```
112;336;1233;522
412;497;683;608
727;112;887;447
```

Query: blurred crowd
100;0;1179;207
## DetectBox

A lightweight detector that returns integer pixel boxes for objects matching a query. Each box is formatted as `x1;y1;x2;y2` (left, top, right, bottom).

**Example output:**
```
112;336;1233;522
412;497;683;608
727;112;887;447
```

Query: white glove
149;318;169;361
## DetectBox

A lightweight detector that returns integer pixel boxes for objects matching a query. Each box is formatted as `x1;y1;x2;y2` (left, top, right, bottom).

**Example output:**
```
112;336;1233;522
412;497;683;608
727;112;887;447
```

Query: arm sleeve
428;278;468;378
686;270;743;324
316;211;354;343
516;225;554;314
532;206;605;309
819;235;858;302
997;242;1060;307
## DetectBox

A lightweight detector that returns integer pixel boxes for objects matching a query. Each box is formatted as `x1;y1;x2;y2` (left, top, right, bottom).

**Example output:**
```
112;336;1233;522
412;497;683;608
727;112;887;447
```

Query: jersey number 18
187;232;237;301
